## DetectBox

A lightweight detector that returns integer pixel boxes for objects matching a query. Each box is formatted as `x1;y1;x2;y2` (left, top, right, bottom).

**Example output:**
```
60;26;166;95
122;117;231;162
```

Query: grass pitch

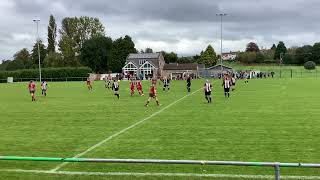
0;78;319;179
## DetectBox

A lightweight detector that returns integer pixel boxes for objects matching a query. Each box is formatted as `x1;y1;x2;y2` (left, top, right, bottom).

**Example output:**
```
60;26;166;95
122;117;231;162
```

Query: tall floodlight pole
216;13;227;76
33;18;41;82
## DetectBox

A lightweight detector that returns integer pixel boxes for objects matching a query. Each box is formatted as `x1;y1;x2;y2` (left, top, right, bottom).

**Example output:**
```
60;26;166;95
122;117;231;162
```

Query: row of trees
162;45;218;67
239;41;320;65
0;15;137;73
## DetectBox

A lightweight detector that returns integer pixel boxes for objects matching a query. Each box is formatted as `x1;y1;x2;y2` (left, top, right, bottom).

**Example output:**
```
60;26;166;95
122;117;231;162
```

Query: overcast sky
1;0;320;60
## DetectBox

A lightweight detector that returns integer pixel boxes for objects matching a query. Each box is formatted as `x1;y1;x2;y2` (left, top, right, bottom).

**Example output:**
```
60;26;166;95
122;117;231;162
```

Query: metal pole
216;13;227;76
275;164;280;180
220;15;223;74
34;19;42;82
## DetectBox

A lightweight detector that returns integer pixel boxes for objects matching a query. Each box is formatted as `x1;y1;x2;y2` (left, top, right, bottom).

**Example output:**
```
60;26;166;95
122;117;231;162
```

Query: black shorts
224;88;230;92
149;93;156;98
29;90;35;94
205;91;211;96
232;83;236;86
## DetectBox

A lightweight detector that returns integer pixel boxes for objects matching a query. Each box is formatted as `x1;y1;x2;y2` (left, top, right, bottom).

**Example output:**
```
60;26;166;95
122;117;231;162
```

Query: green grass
0;79;320;179
222;61;319;78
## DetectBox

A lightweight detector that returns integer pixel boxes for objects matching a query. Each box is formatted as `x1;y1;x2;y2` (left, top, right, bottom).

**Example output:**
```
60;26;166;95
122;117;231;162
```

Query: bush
0;67;92;82
304;61;316;70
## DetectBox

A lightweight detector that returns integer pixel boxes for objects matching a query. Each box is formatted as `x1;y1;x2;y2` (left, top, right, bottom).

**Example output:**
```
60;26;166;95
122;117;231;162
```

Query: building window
139;60;146;65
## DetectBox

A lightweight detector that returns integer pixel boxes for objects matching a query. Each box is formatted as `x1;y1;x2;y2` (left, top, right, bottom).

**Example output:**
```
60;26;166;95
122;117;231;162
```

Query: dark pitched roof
207;64;233;70
163;63;199;70
127;53;160;59
126;53;161;68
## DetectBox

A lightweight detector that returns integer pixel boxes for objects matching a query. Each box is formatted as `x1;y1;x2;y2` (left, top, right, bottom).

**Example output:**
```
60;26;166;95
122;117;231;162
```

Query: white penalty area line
50;88;202;172
1;169;320;180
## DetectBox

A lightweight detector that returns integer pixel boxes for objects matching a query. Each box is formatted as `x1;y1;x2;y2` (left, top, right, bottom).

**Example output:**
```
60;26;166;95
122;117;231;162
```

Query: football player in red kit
136;80;144;96
145;84;160;107
28;80;36;101
130;80;135;96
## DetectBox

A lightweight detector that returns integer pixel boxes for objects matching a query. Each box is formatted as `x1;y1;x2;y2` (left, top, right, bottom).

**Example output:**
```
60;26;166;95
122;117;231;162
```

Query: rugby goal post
7;77;13;83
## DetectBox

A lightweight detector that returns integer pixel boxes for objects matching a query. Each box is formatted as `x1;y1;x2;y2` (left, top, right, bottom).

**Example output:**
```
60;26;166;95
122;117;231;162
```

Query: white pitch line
2;169;320;180
51;89;202;172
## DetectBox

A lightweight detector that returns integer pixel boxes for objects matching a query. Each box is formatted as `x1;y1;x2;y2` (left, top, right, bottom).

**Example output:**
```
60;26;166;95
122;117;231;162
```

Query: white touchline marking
50;88;202;172
1;169;320;180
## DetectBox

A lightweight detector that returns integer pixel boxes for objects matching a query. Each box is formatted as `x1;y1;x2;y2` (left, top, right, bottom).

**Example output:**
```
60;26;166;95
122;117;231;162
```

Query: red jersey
130;82;135;90
28;83;35;91
149;86;156;94
137;82;142;90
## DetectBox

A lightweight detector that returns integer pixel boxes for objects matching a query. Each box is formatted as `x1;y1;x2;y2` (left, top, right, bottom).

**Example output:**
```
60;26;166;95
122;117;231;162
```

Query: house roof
126;53;161;68
207;64;233;70
222;52;238;56
127;53;160;59
163;63;199;70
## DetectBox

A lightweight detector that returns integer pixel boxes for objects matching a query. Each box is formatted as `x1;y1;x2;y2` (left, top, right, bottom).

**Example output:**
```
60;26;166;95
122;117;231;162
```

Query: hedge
304;61;316;70
0;67;92;82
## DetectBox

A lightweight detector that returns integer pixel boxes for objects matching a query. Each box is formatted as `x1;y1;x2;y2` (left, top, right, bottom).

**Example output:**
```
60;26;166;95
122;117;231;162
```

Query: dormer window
139;60;146;65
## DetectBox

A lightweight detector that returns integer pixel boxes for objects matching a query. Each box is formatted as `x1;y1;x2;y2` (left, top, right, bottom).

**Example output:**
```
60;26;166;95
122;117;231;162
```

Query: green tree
31;40;47;68
162;51;178;63
15;48;32;68
271;44;276;50
177;56;196;64
111;35;137;73
295;45;312;64
246;42;260;52
0;60;11;71
312;42;320;64
47;14;57;53
274;41;287;60
44;52;64;67
5;48;32;70
237;52;258;64
145;48;153;53
59;16;105;66
6;60;24;71
283;54;294;64
198;45;218;66
80;36;113;73
256;52;265;63
193;54;201;62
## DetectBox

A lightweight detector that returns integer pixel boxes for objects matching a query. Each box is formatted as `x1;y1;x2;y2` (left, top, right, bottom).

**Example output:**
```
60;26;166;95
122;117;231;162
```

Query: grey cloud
2;0;320;60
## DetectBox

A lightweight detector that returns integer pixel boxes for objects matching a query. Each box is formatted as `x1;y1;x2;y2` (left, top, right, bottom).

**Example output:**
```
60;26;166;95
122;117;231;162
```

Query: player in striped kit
203;80;212;104
186;75;191;93
112;79;120;99
231;76;236;91
222;75;232;98
162;77;170;92
41;81;48;96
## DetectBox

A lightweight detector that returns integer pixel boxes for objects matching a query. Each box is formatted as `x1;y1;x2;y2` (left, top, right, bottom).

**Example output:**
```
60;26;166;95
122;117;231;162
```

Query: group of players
27;80;48;101
99;75;161;107
28;73;238;105
203;74;236;104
